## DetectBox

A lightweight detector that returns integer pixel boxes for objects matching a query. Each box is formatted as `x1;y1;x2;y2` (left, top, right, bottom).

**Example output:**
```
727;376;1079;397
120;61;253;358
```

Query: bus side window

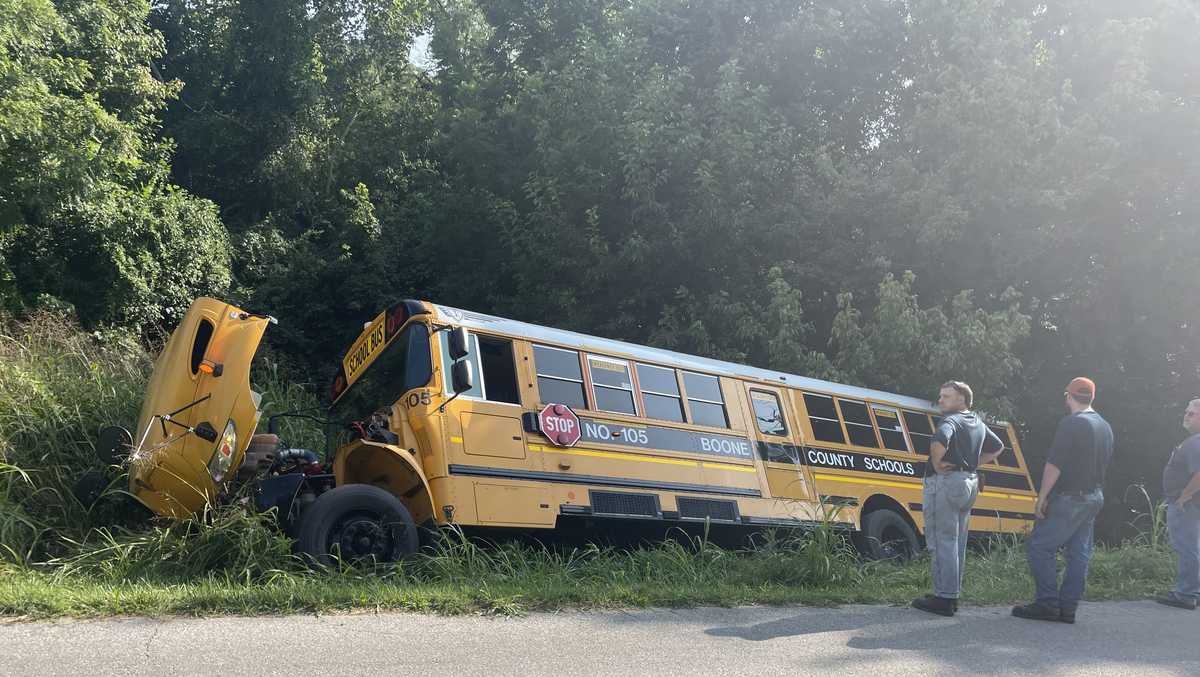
803;392;846;444
837;399;880;449
682;371;728;428
873;406;910;452
636;363;685;422
902;411;934;455
750;390;788;436
587;355;637;415
986;424;1021;468
533;344;587;410
478;336;520;405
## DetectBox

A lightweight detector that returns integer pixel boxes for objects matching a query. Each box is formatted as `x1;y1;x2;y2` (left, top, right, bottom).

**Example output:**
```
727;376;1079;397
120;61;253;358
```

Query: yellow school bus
93;297;1036;564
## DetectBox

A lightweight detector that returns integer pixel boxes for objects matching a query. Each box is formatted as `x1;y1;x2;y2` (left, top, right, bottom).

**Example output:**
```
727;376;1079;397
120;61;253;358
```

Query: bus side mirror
451;359;474;394
448;327;470;361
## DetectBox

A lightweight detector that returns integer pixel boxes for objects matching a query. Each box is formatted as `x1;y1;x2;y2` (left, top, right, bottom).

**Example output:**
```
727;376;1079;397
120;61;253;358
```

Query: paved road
2;601;1197;676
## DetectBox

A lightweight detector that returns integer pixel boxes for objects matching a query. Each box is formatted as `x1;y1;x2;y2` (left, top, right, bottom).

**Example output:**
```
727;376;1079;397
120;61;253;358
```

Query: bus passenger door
748;386;813;502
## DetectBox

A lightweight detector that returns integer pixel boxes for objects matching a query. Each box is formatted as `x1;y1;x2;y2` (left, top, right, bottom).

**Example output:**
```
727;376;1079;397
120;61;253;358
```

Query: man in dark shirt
1013;377;1113;624
912;381;1004;617
1156;398;1200;610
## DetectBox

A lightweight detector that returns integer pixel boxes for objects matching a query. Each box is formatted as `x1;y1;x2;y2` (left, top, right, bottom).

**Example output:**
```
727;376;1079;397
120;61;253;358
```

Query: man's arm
980;427;1005;465
929;441;955;474
1177;472;1200;508
1178;444;1200;508
1035;417;1074;518
929;418;957;474
1035;463;1061;519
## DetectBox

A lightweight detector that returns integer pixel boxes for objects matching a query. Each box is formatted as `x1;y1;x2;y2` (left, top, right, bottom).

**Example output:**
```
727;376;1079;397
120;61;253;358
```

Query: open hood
127;298;272;518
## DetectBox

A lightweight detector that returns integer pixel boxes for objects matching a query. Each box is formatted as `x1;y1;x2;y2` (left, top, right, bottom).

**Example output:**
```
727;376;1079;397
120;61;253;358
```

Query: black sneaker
1156;592;1198;610
1012;601;1061;622
912;595;956;617
1058;607;1076;624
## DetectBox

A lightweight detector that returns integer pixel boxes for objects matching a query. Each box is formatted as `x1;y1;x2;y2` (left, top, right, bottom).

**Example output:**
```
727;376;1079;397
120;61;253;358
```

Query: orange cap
1066;377;1095;399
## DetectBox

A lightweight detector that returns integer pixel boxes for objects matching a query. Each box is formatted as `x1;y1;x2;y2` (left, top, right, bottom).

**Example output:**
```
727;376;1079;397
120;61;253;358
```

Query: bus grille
590;491;660;518
676;497;739;523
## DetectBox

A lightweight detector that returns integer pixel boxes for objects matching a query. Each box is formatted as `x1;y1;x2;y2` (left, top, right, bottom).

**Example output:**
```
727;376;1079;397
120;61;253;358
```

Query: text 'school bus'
90;297;1036;564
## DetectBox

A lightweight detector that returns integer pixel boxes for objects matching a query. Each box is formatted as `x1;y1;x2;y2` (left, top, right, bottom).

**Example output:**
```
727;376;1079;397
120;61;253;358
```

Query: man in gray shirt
912;381;1004;617
1157;398;1200;610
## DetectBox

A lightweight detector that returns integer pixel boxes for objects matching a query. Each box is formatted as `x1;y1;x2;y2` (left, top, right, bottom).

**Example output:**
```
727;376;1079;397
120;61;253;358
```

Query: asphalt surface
2;601;1198;676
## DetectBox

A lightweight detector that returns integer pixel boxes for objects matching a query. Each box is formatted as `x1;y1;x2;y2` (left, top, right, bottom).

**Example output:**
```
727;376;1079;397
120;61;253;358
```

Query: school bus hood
127;298;272;519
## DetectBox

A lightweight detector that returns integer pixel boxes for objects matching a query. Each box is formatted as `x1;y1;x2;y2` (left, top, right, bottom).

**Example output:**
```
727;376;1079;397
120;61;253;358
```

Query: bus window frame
439;329;524;409
635;362;687;424
801;391;848;445
835;398;882;450
679;370;730;429
749;388;790;438
586;354;640;417
871;404;912;453
902;410;936;456
983;423;1024;470
533;343;589;411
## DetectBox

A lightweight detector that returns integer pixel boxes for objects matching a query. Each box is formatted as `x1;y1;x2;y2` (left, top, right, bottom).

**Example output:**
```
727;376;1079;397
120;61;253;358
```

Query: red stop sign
538;403;582;447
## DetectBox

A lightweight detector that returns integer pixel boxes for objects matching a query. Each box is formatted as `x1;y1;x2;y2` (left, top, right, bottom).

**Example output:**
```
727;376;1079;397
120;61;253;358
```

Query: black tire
296;484;419;567
855;509;919;561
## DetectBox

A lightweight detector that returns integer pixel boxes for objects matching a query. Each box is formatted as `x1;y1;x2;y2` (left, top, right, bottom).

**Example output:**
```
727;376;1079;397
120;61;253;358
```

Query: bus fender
334;440;436;526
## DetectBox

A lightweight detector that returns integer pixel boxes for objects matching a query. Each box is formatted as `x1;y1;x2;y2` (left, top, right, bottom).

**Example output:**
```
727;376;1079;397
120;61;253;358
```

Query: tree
0;0;230;328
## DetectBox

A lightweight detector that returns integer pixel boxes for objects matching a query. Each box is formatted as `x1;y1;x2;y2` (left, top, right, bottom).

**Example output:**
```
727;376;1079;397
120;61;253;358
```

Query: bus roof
432;303;940;414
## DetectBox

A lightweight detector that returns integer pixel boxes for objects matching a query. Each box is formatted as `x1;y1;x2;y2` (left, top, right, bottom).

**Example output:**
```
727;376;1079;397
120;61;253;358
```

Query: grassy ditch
0;529;1178;619
0;313;1181;619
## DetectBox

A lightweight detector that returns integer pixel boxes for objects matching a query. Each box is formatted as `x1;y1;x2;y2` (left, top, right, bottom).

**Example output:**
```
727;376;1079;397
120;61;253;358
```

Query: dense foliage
2;0;1198;512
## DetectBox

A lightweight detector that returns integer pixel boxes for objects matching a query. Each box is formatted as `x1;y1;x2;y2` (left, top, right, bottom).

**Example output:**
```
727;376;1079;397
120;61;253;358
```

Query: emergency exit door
747;386;814;501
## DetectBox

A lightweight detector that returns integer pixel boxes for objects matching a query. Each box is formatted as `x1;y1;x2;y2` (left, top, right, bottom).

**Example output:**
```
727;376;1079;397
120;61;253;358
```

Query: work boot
912;595;956;617
1058;606;1076;624
1155;592;1198;610
1011;601;1061;622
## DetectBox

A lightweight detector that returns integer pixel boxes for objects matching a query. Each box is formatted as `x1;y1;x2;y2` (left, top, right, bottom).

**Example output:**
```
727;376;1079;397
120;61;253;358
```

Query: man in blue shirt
912;381;1004;616
1157;398;1200;610
1013;377;1113;624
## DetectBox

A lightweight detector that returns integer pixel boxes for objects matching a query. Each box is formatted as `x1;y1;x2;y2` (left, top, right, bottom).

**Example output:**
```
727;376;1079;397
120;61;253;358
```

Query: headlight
208;420;237;483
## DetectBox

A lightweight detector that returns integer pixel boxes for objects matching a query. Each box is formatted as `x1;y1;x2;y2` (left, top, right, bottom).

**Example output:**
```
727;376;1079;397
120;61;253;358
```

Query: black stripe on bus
762;442;1033;492
820;495;860;507
447;464;762;497
908;502;1035;521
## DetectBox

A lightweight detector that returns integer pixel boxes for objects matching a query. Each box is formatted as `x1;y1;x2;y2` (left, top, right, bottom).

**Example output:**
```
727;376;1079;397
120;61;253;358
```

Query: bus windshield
330;322;432;424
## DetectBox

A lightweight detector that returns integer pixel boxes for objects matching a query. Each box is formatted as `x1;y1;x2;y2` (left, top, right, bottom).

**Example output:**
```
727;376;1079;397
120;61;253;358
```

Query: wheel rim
329;512;406;563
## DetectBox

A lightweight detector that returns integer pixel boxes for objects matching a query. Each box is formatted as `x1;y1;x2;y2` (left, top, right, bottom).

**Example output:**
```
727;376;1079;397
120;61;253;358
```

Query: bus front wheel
855;509;919;561
296;484;419;566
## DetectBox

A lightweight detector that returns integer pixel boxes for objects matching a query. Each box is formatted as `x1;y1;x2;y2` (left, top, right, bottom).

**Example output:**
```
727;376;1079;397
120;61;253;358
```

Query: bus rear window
987;424;1021;468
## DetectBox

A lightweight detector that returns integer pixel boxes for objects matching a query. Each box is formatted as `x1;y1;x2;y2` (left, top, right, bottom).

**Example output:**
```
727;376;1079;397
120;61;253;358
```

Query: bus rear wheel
296;484;419;567
855;509;919;561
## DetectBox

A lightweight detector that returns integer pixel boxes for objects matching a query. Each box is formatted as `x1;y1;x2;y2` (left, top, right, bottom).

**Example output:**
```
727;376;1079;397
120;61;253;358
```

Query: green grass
0;312;1181;620
0;533;1177;619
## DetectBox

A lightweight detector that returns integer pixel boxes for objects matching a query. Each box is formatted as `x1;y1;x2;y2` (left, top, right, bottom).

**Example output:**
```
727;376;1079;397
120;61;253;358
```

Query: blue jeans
1167;501;1200;599
924;471;979;599
1026;489;1104;611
